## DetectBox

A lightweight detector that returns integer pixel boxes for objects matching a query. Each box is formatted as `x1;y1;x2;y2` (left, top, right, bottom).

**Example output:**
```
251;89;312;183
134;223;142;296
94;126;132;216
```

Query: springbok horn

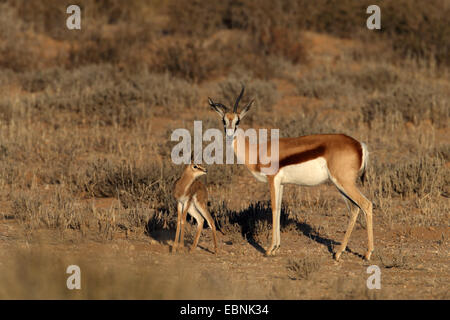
215;102;228;111
209;97;228;111
233;85;245;113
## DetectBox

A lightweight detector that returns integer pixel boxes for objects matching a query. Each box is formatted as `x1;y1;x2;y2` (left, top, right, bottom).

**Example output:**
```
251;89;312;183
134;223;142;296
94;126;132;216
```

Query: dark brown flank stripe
246;134;363;175
278;145;326;169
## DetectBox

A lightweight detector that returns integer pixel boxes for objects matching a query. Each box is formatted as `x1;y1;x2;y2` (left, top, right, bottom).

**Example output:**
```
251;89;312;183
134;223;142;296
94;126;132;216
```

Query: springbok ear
239;99;254;119
208;97;225;117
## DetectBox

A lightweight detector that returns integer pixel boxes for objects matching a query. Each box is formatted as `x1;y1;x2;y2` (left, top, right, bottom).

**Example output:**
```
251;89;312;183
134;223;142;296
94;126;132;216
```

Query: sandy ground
0;194;448;299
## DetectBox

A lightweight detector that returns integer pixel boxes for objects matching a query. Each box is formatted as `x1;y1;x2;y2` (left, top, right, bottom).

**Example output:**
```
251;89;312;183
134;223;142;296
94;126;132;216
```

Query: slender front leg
179;200;191;249
172;202;183;253
266;176;282;256
274;184;284;252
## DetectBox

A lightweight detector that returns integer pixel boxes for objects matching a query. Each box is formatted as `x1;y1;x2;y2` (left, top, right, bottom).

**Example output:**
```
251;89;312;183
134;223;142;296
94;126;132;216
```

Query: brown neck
174;168;196;199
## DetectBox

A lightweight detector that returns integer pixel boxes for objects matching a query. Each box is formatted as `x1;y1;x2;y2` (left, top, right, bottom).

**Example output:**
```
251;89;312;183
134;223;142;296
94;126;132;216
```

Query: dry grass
0;0;448;300
0;1;447;237
287;256;322;280
375;247;411;270
0;244;236;299
215;76;280;112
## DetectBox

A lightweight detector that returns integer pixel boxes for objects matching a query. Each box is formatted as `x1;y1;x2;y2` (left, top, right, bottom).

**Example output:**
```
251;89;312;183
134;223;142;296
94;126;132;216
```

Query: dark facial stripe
278;145;326;168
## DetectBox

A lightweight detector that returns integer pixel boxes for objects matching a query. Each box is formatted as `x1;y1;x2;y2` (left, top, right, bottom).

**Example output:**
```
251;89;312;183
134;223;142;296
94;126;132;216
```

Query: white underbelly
278;157;329;186
179;197;203;223
187;203;203;222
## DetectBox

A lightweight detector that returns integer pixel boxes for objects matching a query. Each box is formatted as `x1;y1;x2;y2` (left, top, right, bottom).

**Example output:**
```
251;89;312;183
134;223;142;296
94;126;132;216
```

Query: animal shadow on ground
145;208;177;244
212;201;364;258
145;201;363;258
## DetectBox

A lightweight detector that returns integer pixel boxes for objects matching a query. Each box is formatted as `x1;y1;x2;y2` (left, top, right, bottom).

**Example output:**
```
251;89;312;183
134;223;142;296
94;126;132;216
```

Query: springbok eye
193;165;198;169
236;119;240;126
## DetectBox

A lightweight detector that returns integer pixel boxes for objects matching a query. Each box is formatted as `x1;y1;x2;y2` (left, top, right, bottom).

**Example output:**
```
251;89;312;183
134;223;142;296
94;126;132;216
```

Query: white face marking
231;115;239;128
194;169;206;179
191;164;206;177
278;157;329;186
224;114;239;138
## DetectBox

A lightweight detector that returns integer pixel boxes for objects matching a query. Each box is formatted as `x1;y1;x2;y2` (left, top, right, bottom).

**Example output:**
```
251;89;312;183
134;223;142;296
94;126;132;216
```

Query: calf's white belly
278;157;329;186
179;197;203;223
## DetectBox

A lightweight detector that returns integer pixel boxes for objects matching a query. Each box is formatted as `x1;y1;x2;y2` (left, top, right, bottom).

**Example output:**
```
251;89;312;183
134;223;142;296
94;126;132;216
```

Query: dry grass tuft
287;256;321;280
375;247;411;269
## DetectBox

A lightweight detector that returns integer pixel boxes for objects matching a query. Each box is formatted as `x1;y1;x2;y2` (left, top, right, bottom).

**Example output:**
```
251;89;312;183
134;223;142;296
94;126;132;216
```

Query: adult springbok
208;86;373;261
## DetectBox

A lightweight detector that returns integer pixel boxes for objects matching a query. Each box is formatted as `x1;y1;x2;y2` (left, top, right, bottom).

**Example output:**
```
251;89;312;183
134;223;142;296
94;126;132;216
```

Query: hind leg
332;178;374;261
194;199;218;253
180;202;205;253
210;222;218;254
194;200;218;254
190;212;204;253
334;198;360;261
363;198;374;260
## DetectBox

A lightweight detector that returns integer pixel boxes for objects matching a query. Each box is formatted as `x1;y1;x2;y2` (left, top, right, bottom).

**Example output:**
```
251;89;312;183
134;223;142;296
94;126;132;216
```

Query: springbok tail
360;142;369;185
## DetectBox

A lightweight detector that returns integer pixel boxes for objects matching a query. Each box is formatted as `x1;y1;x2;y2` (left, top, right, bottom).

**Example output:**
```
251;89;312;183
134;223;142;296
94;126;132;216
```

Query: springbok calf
173;164;218;254
208;86;373;261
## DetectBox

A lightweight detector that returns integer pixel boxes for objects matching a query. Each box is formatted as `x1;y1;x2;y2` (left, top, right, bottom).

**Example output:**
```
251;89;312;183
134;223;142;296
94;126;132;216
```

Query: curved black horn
215;102;228;111
208;97;228;111
233;85;245;112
